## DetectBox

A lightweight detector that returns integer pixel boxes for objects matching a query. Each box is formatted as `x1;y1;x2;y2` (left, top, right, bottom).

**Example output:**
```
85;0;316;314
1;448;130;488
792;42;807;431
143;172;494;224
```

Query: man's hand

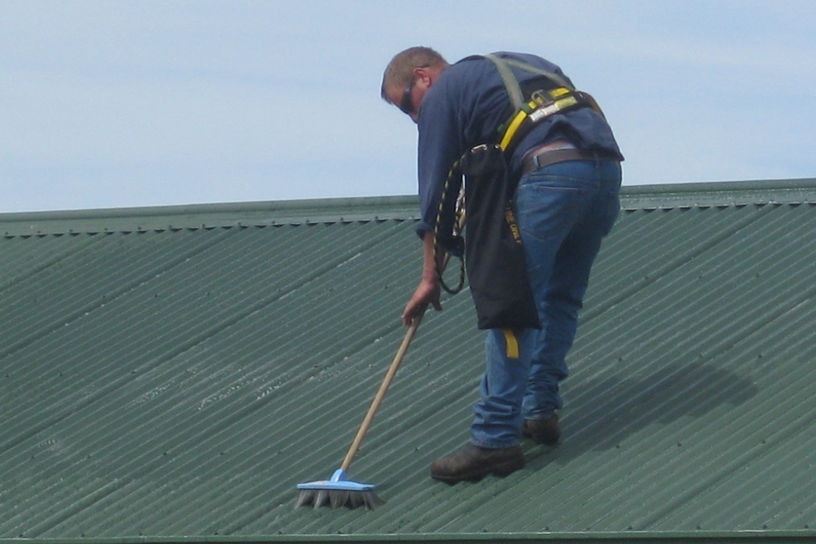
402;274;442;326
402;230;446;326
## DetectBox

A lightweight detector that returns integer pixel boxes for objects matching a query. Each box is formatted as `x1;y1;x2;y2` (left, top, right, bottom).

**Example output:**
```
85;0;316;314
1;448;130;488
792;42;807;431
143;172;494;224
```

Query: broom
295;313;423;509
296;198;463;510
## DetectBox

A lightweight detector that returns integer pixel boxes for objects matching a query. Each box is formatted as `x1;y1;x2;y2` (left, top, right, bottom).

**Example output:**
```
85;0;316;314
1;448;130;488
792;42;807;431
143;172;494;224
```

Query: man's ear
415;66;433;87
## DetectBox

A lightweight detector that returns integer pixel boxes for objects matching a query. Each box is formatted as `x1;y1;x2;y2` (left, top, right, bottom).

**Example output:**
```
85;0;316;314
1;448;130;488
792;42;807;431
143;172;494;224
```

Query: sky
1;0;815;213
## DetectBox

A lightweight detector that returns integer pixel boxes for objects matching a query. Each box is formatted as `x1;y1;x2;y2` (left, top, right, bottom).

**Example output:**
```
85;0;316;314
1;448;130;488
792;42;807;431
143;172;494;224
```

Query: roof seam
699;288;816;367
0;236;101;292
583;204;775;323
0;229;240;362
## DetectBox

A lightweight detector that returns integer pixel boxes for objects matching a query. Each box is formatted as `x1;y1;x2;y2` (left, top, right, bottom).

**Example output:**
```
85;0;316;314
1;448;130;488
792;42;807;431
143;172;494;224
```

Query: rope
433;157;466;294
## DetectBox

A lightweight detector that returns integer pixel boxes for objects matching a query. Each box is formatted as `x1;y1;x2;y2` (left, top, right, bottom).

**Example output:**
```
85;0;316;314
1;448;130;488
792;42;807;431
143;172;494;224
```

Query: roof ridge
1;179;814;237
620;178;816;210
0;195;420;237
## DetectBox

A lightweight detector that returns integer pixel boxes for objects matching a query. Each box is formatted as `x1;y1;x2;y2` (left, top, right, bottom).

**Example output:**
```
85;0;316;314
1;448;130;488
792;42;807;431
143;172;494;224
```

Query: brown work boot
522;414;561;445
430;443;524;484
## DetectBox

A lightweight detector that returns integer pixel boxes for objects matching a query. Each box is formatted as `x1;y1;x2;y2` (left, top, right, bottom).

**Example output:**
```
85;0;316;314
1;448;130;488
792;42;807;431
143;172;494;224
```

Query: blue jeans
471;159;622;448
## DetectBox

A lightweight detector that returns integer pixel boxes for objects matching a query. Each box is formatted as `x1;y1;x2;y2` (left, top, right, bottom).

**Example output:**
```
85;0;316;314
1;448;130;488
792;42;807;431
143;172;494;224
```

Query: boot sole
522;422;561;446
431;458;525;484
522;431;561;446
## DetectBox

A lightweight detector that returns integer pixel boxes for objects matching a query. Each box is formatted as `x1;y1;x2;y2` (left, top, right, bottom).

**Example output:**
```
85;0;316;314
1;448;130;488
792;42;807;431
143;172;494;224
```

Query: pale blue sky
2;0;814;212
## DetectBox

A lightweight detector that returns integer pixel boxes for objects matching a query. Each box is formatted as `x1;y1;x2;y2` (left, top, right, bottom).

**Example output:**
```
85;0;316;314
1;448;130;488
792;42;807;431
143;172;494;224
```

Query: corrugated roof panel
1;182;814;542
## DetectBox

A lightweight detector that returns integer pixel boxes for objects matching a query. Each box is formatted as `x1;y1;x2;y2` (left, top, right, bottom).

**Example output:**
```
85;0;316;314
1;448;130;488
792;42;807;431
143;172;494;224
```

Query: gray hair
380;46;448;102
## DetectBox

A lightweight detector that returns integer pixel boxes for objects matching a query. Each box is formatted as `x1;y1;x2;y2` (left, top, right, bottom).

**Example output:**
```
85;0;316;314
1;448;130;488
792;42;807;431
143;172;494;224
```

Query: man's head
381;46;449;123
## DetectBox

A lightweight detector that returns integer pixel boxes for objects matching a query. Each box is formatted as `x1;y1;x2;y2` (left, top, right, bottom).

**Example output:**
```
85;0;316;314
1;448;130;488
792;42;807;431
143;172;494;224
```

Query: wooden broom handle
339;313;423;472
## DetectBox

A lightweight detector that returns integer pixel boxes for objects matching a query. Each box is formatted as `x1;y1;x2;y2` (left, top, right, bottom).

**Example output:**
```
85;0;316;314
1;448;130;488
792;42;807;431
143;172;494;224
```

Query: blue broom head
297;468;376;491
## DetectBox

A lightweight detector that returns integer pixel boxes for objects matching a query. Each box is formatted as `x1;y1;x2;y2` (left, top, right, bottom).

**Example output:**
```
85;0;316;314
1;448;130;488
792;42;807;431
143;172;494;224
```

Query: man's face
386;67;434;124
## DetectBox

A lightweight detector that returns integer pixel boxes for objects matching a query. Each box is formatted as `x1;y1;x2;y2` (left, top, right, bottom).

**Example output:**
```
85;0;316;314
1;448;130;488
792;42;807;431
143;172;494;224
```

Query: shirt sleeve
414;75;466;238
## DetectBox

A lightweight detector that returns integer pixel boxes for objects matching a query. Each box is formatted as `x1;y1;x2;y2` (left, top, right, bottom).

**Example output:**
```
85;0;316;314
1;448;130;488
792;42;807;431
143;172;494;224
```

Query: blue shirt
414;52;623;236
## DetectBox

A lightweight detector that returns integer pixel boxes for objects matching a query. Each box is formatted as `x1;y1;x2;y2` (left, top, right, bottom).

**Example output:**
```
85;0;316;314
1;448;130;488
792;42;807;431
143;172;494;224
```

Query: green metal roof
1;180;815;544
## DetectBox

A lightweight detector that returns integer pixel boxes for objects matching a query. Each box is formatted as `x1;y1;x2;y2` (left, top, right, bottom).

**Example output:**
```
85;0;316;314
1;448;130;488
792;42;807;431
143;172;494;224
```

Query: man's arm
401;230;443;326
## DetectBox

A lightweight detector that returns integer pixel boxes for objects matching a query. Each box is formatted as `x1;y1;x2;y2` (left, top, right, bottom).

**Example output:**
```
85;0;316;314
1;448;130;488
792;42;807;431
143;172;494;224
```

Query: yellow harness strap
499;88;578;151
502;328;520;359
485;54;604;153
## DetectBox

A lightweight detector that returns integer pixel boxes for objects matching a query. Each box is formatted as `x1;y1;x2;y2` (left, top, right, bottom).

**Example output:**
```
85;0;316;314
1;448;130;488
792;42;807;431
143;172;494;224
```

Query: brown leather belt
521;147;602;176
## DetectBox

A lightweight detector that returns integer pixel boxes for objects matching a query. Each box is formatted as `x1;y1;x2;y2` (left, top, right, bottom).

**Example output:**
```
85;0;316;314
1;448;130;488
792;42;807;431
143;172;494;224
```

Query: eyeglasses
398;76;416;115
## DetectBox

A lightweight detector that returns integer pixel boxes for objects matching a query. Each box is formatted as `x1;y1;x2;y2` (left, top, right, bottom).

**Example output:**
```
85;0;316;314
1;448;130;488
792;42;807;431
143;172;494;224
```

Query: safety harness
434;54;603;291
432;54;605;350
487;53;605;155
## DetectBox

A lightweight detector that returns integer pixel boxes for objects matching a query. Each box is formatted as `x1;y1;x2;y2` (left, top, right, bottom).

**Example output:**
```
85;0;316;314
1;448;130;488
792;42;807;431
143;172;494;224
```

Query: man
381;47;623;483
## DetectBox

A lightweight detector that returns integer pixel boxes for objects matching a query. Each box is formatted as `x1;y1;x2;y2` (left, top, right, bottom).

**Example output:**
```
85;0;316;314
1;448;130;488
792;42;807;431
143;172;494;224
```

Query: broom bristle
294;487;383;509
315;489;330;508
329;489;349;509
296;469;382;509
295;489;315;508
362;490;384;509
